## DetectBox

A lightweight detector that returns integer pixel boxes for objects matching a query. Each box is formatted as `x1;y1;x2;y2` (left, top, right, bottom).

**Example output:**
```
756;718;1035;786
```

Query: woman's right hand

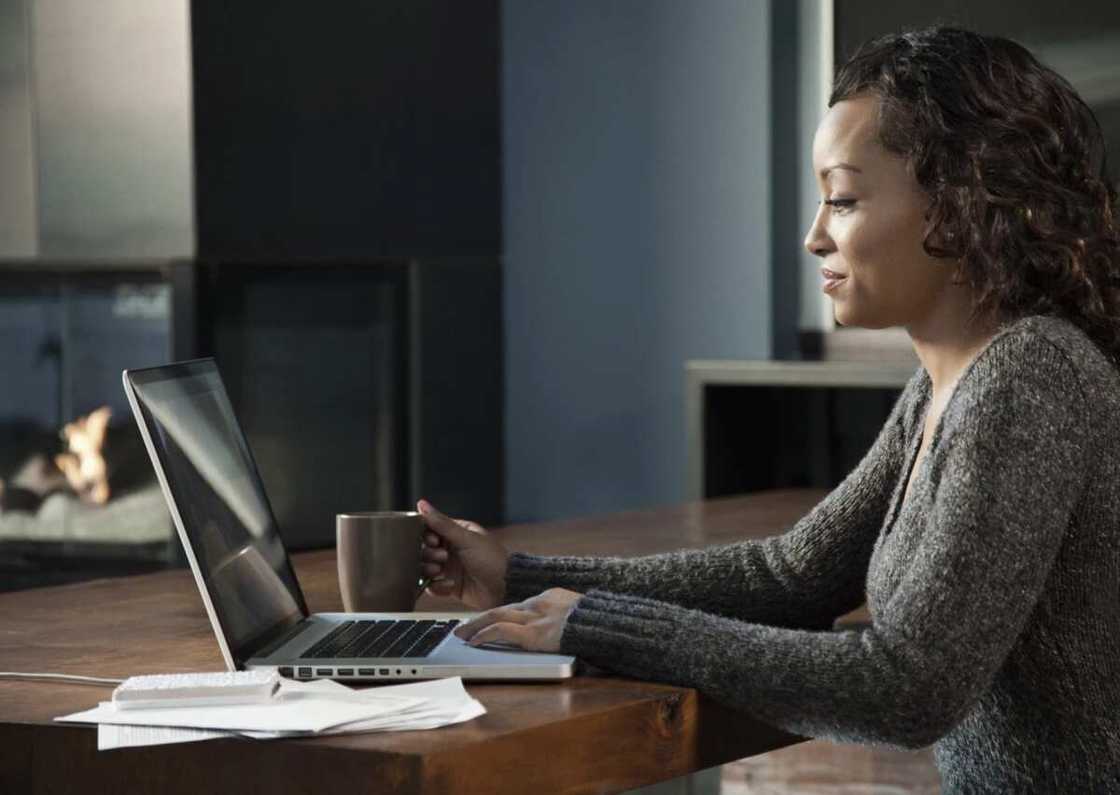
417;499;510;611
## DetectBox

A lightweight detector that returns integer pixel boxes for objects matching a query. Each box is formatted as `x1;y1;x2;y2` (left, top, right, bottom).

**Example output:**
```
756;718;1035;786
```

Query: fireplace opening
0;270;175;591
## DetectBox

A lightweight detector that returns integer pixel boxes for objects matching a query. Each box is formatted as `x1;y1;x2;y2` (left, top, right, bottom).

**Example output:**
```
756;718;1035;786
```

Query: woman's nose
803;206;834;258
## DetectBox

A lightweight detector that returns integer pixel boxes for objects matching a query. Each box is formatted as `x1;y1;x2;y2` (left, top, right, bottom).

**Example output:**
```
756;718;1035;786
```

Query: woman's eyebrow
820;163;863;179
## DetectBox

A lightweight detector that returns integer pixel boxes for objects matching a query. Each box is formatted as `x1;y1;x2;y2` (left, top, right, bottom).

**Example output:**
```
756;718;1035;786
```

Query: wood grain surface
0;489;829;794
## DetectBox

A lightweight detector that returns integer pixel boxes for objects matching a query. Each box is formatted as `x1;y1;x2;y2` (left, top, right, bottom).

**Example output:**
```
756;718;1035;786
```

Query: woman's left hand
453;588;583;653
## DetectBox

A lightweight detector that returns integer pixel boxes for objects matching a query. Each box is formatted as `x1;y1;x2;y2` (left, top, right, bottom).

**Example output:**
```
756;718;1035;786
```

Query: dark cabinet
190;0;500;260
197;259;502;549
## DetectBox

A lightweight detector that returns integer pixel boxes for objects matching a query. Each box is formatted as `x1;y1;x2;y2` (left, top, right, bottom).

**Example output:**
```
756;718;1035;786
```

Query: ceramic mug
336;511;431;612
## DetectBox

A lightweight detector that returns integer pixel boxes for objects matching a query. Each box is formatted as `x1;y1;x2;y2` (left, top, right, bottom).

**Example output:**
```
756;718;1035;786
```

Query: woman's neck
907;296;1000;397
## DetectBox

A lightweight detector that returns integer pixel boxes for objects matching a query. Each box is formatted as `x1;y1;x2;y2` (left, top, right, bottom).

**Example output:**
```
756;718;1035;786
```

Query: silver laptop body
123;359;574;681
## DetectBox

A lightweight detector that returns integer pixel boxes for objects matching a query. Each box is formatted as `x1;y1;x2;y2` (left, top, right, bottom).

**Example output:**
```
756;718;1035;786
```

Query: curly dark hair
831;27;1120;364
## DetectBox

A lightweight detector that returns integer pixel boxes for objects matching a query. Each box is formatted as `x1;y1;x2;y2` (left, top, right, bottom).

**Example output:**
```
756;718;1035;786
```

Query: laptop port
337;668;354;676
379;668;390;675
316;668;333;677
298;667;312;678
358;668;377;676
278;666;293;678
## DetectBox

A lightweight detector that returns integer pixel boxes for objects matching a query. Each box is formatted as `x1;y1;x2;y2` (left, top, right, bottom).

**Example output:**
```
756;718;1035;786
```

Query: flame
54;405;112;505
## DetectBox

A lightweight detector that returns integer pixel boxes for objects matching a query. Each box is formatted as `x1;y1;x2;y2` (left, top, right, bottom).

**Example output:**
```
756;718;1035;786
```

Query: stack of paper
55;677;485;751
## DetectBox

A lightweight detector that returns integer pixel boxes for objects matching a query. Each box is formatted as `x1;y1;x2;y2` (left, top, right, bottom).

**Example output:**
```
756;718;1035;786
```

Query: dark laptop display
126;360;307;664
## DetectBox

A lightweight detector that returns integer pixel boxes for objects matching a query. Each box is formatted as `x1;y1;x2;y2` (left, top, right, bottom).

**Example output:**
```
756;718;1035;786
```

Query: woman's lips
821;268;848;293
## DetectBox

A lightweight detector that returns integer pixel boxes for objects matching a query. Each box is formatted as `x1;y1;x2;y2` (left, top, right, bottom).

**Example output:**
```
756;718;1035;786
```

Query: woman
417;28;1120;791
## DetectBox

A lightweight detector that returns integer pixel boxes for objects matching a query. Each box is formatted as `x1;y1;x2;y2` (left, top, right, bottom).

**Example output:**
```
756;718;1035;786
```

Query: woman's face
804;94;955;330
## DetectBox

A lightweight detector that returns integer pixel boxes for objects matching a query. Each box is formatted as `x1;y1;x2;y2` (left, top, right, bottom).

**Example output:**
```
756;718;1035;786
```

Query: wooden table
0;489;828;794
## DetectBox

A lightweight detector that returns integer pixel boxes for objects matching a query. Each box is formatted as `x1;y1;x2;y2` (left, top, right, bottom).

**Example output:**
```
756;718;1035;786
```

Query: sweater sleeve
559;334;1088;749
503;369;923;628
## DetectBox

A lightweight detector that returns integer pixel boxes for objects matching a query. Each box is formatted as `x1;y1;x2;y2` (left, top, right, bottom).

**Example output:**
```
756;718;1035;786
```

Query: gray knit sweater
505;316;1120;793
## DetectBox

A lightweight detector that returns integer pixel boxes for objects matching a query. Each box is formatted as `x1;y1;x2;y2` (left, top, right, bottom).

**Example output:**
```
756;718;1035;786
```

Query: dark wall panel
191;1;500;260
204;264;409;549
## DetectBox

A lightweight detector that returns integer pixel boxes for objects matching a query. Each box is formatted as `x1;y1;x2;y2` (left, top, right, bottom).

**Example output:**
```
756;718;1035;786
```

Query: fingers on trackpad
473;640;526;652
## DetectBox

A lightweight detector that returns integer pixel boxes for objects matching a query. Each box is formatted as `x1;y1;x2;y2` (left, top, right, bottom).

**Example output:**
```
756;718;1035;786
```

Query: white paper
239;678;485;738
342;699;486;733
98;723;228;751
58;678;425;733
69;677;487;750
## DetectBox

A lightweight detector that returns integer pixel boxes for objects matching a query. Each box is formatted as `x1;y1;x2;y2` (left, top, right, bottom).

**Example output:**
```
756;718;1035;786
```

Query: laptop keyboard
302;619;460;660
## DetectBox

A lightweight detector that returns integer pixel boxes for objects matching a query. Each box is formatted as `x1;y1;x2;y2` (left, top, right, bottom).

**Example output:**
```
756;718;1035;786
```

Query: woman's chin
833;307;873;329
831;296;880;329
832;305;856;327
834;310;893;330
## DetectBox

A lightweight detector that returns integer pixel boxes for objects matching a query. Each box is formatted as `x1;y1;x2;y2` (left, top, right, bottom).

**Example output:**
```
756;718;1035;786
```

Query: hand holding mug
417;499;510;611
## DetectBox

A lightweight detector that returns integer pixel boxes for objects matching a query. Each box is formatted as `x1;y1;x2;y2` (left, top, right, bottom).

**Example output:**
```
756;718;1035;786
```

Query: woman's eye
823;198;856;214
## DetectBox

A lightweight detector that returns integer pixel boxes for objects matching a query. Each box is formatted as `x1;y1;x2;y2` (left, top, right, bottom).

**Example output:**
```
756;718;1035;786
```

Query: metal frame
685;359;914;501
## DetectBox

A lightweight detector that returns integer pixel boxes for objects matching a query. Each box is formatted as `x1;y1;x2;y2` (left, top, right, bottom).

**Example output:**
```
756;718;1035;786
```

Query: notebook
123;358;574;681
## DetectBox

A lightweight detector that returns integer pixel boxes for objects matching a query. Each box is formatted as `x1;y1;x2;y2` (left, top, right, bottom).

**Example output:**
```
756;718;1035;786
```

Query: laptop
123;358;575;681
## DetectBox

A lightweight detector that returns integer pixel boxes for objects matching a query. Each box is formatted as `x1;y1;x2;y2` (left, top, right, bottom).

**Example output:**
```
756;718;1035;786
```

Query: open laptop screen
125;359;308;667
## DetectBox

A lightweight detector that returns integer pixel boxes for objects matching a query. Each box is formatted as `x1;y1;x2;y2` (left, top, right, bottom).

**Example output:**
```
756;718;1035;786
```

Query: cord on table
0;671;123;685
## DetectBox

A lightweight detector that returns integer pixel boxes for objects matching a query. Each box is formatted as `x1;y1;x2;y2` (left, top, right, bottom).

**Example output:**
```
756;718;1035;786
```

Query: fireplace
0;1;503;592
0;265;179;590
0;259;502;592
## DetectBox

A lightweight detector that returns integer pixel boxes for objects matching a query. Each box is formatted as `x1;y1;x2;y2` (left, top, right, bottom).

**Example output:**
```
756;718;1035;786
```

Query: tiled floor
721;740;941;795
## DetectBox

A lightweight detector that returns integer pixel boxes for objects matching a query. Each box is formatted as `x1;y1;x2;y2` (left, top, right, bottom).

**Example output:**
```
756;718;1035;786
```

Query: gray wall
0;0;194;260
33;0;194;258
503;0;772;522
